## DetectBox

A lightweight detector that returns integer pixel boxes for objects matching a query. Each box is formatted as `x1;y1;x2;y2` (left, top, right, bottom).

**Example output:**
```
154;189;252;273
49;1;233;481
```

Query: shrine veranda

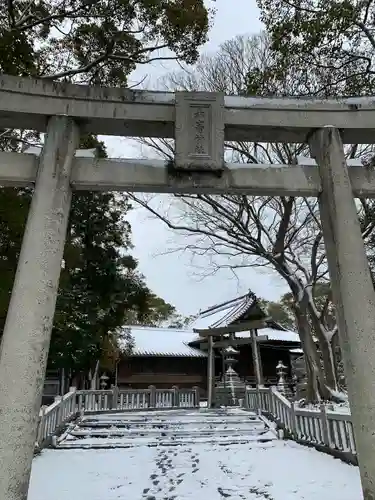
0;74;375;499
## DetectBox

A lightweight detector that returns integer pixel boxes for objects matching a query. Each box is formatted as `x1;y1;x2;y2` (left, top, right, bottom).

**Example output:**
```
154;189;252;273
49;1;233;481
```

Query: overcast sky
102;0;289;316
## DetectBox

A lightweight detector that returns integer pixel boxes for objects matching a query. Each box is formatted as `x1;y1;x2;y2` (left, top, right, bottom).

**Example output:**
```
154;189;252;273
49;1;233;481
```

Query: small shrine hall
115;292;301;400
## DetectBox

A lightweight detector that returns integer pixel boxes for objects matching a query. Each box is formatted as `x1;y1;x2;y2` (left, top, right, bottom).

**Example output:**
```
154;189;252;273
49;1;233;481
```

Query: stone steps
68;425;265;439
55;408;276;450
75;419;261;430
80;409;258;423
57;432;276;449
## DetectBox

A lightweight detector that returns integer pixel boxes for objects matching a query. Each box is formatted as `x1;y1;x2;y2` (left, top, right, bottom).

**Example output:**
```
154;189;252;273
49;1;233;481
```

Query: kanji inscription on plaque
175;92;224;171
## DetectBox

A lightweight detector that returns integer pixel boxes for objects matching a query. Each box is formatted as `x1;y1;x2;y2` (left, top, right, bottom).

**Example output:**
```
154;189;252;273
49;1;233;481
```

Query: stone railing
36;385;200;449
36;387;77;448
245;386;356;464
76;385;200;411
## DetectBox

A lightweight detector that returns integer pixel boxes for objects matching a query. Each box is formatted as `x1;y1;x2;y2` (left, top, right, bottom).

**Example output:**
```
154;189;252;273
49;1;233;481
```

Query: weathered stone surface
0;116;79;500
3;74;375;143
215;367;246;407
311;126;375;500
175;91;224;171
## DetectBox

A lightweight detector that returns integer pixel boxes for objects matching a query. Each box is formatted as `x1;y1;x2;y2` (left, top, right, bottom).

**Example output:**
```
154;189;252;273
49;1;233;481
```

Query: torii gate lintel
0;76;374;499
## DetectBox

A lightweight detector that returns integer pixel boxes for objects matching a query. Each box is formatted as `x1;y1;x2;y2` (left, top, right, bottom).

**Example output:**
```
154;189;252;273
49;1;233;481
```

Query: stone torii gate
195;318;269;408
0;75;375;499
192;292;271;407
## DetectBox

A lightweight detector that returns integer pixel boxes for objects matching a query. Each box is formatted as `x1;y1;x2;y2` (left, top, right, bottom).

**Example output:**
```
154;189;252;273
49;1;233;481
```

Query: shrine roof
189;324;300;344
121;326;207;358
190;293;267;331
190;290;300;343
235;325;300;343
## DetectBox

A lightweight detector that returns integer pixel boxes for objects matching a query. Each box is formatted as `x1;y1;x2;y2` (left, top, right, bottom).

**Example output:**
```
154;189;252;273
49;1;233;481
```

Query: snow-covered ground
296;400;351;415
27;408;362;499
28;438;362;500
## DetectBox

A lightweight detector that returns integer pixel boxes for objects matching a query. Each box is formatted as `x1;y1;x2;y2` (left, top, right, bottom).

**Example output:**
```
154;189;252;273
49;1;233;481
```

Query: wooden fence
245;386;356;463
35;385;200;448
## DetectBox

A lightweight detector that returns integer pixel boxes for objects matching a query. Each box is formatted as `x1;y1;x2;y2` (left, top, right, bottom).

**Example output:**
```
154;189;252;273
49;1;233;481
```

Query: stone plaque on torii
0;75;374;499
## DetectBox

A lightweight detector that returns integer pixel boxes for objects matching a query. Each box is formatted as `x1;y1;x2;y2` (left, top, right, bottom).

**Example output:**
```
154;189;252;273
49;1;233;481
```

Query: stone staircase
55;408;277;449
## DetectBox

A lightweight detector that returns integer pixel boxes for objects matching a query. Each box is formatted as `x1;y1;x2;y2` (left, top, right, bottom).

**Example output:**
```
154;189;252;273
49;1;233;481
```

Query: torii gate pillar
250;329;264;387
207;336;215;408
0;116;79;500
310;126;375;500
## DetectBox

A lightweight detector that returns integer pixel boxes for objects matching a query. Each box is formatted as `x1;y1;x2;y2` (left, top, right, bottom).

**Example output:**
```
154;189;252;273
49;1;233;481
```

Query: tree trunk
269;260;332;401
331;330;340;381
304;293;338;393
91;360;100;390
331;330;346;389
318;334;337;391
71;372;84;390
293;303;330;401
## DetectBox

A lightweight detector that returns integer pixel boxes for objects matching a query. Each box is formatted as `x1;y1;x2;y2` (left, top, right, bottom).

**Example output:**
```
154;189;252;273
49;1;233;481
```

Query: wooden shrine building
114;293;301;398
116;327;207;390
42;293;301;402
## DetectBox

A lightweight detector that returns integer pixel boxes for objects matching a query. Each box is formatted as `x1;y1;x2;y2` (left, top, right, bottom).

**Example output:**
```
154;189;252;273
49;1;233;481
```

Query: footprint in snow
217;487;232;498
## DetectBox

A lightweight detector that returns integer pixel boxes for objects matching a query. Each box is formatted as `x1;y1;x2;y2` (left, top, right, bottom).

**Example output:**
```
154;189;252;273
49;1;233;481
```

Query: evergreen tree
0;0;211;82
258;297;296;331
0;0;211;376
256;0;375;96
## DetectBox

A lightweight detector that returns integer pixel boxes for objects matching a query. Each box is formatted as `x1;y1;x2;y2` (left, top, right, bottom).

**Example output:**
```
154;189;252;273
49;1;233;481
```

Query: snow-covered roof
190;311;225;330
189;293;299;344
190;327;300;344
124;326;207;358
237;327;300;343
120;320;299;360
290;348;304;354
190;293;264;331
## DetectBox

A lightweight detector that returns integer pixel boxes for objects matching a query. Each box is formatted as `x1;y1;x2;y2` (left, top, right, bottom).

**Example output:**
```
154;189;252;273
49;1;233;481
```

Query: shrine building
116;293;301;397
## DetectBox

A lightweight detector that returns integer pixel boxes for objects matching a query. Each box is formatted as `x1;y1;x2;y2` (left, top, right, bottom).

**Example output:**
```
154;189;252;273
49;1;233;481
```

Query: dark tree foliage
0;0;212;83
0;0;212;376
256;0;375;96
0;136;177;375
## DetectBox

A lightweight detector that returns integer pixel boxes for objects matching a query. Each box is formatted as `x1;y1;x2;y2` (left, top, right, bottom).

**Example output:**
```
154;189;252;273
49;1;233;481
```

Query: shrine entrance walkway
28;409;362;500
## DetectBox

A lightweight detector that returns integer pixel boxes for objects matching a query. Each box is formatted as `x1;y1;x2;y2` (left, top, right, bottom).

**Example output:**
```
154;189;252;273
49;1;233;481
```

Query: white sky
102;0;289;316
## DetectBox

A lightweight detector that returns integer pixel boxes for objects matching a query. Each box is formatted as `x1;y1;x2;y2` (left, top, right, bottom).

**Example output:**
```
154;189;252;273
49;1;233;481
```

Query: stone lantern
224;345;240;372
276;360;292;398
100;372;109;390
215;339;246;407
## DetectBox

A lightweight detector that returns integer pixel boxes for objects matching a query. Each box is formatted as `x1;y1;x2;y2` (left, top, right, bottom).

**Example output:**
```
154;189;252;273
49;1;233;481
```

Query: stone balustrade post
319;404;330;448
172;386;179;407
289;402;298;438
69;387;77;414
36;406;46;449
111;385;119;410
148;385;156;408
193;386;200;408
54;395;62;425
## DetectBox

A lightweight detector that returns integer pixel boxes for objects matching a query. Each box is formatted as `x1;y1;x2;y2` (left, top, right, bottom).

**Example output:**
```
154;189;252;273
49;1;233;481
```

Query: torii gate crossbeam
0;76;374;500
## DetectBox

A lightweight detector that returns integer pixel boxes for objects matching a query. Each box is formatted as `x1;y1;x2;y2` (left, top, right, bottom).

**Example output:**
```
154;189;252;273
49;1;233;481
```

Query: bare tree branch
131;32;375;399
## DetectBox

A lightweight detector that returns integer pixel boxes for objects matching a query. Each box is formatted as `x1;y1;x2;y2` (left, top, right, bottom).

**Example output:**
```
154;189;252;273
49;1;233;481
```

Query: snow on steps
55;408;277;450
